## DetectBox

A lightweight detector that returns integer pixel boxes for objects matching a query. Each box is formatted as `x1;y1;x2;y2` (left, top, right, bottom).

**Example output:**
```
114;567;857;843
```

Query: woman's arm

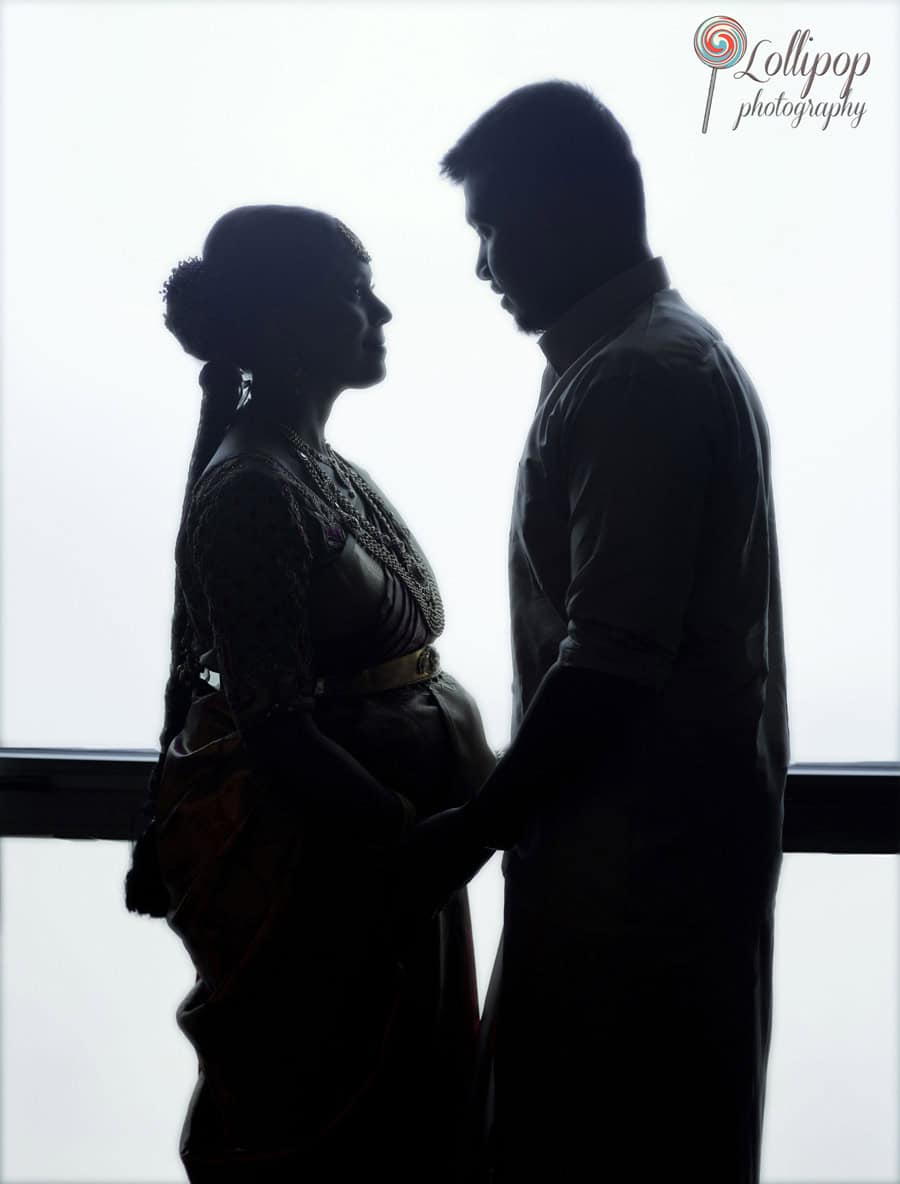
189;460;413;845
242;707;415;843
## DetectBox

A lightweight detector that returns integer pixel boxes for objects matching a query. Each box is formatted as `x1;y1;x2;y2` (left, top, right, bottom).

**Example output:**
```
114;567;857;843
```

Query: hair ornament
160;254;206;302
334;219;371;263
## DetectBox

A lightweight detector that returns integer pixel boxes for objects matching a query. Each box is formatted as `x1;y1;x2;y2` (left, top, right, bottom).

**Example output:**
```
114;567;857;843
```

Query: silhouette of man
441;81;789;1183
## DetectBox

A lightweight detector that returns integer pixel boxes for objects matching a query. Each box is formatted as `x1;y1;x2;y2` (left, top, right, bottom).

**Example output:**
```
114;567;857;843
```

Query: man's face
462;170;576;335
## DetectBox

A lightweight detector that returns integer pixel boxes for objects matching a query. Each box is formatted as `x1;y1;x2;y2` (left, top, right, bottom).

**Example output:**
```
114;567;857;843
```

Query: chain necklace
274;421;445;636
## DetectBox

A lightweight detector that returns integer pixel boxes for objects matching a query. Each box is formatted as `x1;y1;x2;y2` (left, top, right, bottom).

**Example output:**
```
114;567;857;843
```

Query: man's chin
509;306;545;335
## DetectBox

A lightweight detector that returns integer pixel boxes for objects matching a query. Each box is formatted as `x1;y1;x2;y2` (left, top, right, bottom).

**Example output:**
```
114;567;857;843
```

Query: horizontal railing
0;751;897;853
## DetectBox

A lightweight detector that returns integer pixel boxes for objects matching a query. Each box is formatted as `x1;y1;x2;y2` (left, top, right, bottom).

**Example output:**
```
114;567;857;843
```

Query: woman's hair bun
160;255;235;365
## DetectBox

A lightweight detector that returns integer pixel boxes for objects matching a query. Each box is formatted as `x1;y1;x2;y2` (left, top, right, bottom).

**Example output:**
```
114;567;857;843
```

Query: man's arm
468;370;715;849
466;662;658;849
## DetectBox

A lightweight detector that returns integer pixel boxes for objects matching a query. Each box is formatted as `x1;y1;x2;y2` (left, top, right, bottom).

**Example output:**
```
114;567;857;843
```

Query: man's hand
387;802;494;929
461;663;660;851
467;769;535;851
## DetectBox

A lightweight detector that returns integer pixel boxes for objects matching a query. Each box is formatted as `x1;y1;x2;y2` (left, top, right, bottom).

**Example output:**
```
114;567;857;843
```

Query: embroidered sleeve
186;460;316;740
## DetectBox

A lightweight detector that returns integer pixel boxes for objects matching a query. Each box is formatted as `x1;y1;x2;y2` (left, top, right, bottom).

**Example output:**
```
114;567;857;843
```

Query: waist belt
199;645;441;698
314;644;440;697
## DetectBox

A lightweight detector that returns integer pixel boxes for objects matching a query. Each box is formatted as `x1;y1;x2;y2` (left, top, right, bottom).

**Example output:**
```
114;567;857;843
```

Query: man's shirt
506;255;789;927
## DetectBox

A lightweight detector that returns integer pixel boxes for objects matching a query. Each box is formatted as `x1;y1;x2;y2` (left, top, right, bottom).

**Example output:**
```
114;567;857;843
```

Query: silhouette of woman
123;205;496;1183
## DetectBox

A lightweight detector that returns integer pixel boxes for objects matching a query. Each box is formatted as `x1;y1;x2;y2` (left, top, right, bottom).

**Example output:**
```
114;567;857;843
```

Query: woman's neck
241;372;339;452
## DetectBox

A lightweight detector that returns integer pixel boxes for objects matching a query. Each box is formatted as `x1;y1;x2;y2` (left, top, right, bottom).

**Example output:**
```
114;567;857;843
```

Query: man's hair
440;80;646;243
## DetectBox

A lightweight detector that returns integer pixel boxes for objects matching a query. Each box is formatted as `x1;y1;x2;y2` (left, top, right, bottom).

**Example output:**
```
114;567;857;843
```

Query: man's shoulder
549;291;741;414
601;289;724;379
534;304;738;464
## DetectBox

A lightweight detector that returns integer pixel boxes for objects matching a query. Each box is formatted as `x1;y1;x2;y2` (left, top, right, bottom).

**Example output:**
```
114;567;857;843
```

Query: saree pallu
155;671;496;1183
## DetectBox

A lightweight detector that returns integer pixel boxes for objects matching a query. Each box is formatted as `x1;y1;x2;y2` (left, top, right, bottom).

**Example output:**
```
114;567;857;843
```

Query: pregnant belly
312;680;458;818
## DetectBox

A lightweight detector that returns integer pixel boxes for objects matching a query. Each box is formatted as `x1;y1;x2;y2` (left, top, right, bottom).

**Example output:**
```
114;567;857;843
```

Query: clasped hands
386;758;536;929
386;661;659;925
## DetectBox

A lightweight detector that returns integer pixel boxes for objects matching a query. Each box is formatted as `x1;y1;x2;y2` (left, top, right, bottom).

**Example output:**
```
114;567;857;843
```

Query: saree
155;669;496;1183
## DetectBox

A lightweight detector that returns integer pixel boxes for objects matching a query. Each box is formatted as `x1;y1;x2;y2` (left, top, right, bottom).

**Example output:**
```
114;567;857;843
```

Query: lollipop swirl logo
692;16;871;132
694;15;748;133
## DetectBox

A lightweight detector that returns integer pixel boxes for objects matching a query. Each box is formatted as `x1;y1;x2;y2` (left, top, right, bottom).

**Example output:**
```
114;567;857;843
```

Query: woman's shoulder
193;447;292;499
193;412;316;506
196;411;299;486
189;446;349;563
187;454;299;540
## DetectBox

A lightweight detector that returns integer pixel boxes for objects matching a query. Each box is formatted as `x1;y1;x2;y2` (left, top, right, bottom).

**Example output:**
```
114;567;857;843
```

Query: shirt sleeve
555;369;714;688
187;461;316;739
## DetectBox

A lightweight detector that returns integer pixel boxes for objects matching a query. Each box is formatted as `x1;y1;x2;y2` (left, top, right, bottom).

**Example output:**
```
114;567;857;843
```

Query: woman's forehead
283;252;371;304
332;252;372;283
333;217;371;263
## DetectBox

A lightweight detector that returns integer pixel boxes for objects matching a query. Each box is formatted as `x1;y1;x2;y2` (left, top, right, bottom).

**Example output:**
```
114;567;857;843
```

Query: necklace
274;421;445;636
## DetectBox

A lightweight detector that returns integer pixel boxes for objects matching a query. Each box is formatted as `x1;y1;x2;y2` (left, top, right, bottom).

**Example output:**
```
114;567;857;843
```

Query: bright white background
0;1;897;1180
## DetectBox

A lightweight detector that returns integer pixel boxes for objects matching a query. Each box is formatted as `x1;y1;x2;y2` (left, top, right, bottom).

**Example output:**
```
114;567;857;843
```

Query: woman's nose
374;296;392;324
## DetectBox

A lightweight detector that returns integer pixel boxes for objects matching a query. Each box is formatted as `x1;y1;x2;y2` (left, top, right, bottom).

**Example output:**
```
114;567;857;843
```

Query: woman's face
270;255;392;392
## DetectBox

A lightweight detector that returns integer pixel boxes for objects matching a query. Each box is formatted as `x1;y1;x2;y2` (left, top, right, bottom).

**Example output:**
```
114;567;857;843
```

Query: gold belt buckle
416;646;439;677
313;645;439;698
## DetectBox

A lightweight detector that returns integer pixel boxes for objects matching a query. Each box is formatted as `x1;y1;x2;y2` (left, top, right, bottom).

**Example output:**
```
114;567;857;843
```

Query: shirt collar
538;255;670;375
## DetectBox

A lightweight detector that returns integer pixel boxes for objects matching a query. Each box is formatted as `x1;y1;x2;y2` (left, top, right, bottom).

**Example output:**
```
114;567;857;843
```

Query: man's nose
475;240;492;283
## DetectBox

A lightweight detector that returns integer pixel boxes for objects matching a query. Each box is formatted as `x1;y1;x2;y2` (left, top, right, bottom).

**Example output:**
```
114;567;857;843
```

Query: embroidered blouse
176;450;432;744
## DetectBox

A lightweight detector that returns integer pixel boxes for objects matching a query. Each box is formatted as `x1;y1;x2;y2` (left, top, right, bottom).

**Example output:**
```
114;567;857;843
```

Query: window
1;2;897;1180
